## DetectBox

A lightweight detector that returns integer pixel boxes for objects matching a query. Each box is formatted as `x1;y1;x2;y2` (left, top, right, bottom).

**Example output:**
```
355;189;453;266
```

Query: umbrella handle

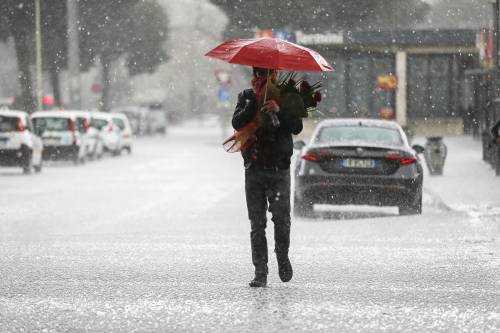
263;68;280;127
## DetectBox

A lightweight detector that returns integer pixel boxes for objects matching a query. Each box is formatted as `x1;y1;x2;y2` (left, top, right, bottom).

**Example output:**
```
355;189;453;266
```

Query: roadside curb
423;187;453;212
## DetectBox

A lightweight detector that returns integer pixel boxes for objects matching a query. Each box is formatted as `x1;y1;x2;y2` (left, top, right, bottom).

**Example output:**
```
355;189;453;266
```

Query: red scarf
222;73;278;153
251;76;268;103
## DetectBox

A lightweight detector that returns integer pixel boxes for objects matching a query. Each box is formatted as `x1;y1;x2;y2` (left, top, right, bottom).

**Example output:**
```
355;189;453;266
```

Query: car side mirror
293;140;306;150
412;144;424;154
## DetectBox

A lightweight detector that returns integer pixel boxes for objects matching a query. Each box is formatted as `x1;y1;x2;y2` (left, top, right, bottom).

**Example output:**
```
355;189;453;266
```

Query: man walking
232;67;303;287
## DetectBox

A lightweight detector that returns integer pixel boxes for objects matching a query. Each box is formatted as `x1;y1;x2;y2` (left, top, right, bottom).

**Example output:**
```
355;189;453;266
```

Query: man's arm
279;113;303;135
232;90;258;130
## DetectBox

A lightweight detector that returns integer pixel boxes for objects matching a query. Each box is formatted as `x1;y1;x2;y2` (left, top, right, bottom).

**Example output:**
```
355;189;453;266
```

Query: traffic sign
215;70;231;86
274;30;290;41
218;87;230;102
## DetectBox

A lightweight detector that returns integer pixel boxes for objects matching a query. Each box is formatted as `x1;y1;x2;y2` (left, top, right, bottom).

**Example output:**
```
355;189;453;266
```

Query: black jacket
492;119;500;139
232;89;303;169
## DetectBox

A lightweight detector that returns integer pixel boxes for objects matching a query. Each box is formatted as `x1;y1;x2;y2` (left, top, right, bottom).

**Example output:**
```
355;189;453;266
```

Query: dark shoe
277;254;293;282
249;274;267;287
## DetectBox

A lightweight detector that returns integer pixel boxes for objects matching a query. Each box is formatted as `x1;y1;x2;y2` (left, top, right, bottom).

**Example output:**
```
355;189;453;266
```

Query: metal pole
493;0;500;96
496;0;500;96
35;0;43;111
67;0;81;109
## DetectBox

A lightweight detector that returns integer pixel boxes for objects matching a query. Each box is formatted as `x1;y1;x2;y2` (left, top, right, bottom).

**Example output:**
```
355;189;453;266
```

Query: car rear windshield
315;125;403;146
32;117;70;132
0;116;18;132
75;118;87;133
91;118;108;130
112;118;125;130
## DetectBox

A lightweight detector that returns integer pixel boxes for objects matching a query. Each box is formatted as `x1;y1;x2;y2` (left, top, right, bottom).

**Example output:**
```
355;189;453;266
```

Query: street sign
255;29;273;38
218;87;230;102
91;83;103;94
215;70;231;86
274;30;290;41
254;29;293;41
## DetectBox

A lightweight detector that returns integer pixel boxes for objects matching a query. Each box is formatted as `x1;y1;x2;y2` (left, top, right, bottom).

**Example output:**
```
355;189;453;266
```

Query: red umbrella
205;37;333;72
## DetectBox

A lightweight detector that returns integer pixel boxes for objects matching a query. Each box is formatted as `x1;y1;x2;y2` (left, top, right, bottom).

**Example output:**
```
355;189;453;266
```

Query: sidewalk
414;136;500;212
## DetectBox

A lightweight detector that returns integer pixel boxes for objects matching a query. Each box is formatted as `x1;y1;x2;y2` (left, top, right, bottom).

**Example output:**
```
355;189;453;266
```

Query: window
76;118;86;133
315;125;403;146
0;116;18;132
32;117;70;133
91;118;108;130
112;118;125;130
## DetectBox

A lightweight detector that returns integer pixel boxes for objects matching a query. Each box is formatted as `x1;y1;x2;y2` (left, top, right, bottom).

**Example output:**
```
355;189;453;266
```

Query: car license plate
341;158;375;168
43;138;60;145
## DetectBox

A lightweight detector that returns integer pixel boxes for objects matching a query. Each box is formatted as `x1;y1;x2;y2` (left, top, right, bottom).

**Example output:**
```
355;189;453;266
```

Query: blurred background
0;0;495;135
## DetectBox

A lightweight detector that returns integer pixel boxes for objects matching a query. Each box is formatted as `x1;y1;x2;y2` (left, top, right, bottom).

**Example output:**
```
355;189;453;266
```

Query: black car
293;118;424;216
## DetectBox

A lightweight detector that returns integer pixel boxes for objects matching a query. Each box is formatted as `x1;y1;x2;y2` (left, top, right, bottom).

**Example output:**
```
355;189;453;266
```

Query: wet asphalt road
0;125;499;332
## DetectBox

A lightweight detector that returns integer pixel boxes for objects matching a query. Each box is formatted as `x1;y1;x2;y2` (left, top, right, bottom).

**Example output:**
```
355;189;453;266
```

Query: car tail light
384;154;416;165
384;154;401;160
68;119;77;144
16;117;25;132
302;152;335;162
401;156;417;165
68;118;76;131
302;153;319;162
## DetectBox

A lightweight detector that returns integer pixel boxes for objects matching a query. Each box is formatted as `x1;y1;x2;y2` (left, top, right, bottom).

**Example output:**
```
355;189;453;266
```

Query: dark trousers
245;167;291;275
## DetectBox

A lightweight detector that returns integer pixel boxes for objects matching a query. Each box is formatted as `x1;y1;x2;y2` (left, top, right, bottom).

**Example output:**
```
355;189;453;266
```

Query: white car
31;111;87;165
90;112;122;155
110;112;133;154
69;110;104;159
111;106;144;136
0;110;43;174
144;103;168;134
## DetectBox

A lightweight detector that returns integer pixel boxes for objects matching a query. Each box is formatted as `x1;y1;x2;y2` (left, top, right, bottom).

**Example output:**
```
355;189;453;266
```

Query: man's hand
261;100;280;114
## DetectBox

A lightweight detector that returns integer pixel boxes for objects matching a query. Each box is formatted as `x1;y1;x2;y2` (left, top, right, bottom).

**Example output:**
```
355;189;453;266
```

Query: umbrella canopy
205;37;333;72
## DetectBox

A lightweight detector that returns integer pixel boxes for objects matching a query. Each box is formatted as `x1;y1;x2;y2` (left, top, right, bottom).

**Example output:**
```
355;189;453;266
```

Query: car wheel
73;153;80;165
22;148;33;174
294;195;314;218
22;163;32;174
34;163;42;173
399;191;422;215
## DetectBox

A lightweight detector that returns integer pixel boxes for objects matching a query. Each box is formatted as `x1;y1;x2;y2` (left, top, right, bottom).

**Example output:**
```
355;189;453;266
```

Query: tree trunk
49;66;61;108
13;31;36;113
100;56;111;111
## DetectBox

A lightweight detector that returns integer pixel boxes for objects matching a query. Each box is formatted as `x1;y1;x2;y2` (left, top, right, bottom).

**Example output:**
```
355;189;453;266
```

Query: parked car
111;106;145;136
90;112;122;156
0;109;43;173
142;102;168;134
293;118;424;217
31;111;87;164
110;112;133;154
68;110;104;160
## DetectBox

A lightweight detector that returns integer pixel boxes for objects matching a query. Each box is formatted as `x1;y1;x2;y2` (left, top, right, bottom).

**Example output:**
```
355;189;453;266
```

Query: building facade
274;29;480;131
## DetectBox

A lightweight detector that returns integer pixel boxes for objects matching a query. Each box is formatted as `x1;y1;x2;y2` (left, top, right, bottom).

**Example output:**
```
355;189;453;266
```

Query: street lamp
67;0;81;109
493;0;500;71
34;0;42;111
